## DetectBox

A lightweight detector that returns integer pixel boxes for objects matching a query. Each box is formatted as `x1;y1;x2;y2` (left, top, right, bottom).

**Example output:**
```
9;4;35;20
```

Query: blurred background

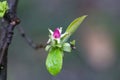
3;0;120;80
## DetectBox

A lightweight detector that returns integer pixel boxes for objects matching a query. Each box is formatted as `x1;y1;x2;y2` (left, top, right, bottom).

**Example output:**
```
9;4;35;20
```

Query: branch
17;26;46;50
0;0;20;80
7;0;18;13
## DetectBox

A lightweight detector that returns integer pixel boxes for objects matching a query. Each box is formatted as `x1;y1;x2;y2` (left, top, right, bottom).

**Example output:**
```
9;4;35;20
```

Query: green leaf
56;44;62;48
63;43;71;52
61;15;87;42
70;40;76;46
45;45;51;51
0;1;9;17
46;48;63;76
66;15;87;35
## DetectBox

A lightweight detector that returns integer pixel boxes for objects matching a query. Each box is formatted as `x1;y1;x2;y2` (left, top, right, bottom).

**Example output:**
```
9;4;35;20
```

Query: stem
17;26;46;49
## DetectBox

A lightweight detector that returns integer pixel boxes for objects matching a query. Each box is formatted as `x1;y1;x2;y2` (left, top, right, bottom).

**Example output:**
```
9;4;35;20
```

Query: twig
17;26;46;49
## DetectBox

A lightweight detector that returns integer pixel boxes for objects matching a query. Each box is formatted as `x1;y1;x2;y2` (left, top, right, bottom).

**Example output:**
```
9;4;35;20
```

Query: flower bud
53;28;61;39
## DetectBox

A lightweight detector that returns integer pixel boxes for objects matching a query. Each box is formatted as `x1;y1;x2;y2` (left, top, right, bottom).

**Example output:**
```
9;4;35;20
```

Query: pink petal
53;28;61;38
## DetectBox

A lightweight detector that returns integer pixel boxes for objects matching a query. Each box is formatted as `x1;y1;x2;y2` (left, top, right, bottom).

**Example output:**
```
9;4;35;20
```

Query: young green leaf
70;40;75;46
45;45;51;51
0;1;9;17
63;43;71;52
46;48;63;76
66;15;87;35
61;15;87;42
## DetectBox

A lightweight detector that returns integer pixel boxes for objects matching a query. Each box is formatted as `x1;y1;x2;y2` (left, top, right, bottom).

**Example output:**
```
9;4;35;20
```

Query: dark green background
3;0;120;80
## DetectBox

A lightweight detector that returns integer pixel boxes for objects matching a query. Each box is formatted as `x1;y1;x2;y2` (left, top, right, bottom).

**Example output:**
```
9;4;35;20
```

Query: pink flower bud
53;28;61;39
